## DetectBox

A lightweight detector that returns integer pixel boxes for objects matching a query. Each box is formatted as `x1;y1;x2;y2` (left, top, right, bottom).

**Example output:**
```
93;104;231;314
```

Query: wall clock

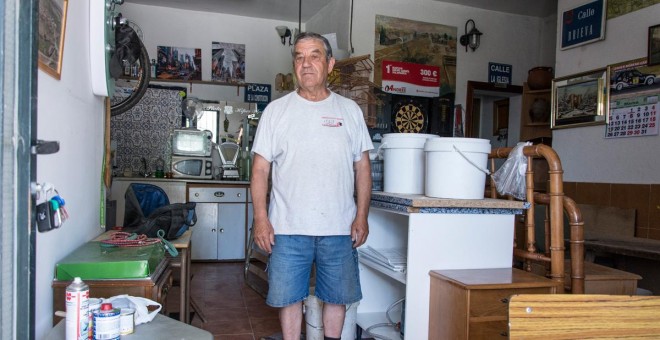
392;97;427;133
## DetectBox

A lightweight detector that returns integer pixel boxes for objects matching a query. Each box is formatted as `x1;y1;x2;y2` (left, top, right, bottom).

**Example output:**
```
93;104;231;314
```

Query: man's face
293;38;335;91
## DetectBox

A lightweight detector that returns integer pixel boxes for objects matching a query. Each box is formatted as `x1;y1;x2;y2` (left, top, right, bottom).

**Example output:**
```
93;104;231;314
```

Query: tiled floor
167;262;282;340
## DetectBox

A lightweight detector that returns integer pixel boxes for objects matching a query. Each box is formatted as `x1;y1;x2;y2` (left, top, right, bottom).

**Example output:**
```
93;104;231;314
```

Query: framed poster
155;46;202;81
606;58;660;138
551;68;608;129
211;41;246;83
648;24;660;66
560;0;606;50
38;0;68;79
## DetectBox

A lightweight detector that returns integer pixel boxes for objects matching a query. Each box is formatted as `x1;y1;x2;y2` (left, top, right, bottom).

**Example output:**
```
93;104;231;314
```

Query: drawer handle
500;298;509;303
214;191;225;197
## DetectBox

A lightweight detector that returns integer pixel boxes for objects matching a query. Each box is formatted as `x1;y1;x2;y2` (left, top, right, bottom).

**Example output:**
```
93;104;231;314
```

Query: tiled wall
111;86;186;175
564;182;660;240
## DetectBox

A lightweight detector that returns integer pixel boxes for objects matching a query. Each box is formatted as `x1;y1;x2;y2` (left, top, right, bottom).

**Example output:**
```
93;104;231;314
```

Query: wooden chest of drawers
52;258;172;325
429;268;559;340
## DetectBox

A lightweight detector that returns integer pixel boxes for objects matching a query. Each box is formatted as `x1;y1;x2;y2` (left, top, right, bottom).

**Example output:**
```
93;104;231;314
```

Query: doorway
465;81;522;143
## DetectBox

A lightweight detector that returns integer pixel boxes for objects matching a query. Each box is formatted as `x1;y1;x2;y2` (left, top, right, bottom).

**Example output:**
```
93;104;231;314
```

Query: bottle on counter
150;59;157;78
239;147;252;181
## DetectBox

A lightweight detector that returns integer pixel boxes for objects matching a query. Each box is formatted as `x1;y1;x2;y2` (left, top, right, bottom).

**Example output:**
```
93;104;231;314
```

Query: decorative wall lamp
459;19;483;52
276;26;292;45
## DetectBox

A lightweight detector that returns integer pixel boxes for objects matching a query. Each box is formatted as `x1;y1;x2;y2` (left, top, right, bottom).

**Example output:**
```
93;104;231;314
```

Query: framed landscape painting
551;68;608;129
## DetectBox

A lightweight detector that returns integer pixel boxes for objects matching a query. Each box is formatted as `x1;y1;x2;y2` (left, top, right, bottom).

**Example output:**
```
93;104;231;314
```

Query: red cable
101;231;161;247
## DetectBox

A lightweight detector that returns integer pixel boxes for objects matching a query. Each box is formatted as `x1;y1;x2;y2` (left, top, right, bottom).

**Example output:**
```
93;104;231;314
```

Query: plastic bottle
240;147;251;181
65;277;89;340
150;59;157;78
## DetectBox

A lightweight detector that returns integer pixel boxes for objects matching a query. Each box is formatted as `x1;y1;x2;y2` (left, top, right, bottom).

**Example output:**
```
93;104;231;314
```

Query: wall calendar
606;95;658;138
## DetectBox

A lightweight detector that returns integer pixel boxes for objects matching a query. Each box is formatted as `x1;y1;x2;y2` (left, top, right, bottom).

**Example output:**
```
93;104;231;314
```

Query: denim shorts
266;235;362;307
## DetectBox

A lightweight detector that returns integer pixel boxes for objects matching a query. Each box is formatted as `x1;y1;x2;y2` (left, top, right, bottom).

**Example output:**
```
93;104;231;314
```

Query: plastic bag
104;294;161;325
491;142;531;200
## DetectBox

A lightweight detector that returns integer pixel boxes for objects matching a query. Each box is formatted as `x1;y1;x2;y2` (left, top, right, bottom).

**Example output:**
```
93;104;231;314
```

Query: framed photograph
155;46;202;81
211;41;246;83
648;24;660;66
38;0;68;79
560;0;606;50
551;68;608;129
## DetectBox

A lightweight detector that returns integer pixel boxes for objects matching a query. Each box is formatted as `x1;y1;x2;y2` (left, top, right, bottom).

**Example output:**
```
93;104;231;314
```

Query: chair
508;294;660;338
123;183;196;240
489;144;585;293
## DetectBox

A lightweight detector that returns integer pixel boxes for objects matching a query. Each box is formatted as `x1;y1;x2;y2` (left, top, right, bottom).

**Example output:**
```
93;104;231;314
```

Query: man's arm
351;151;372;248
250;153;275;253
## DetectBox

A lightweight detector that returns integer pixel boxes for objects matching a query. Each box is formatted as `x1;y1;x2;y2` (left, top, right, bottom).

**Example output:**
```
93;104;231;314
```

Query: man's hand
253;217;275;254
351;218;369;248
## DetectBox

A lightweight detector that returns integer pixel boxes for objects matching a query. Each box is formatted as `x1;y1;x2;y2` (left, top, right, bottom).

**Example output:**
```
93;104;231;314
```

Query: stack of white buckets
380;133;491;199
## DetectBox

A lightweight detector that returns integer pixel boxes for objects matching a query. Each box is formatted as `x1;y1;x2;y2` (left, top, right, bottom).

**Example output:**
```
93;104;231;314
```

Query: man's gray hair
291;32;333;61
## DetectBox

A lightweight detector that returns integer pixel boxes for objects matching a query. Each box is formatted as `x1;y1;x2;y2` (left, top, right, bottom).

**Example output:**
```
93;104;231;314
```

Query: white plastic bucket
424;137;491;199
381;133;439;194
304;295;359;340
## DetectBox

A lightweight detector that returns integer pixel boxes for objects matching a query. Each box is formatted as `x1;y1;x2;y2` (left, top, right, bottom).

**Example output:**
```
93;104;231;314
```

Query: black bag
123;183;196;240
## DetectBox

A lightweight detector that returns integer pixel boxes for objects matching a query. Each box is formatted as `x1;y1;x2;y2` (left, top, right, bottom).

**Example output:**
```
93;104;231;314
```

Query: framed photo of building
38;0;68;79
551;68;608;129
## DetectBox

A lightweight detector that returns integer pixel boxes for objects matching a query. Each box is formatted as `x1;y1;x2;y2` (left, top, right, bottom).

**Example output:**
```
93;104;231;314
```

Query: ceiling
124;0;557;22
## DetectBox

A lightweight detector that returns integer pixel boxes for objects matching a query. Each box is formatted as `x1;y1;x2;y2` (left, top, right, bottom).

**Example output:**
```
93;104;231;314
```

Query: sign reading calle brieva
560;0;606;50
488;62;512;85
244;83;271;104
381;60;440;98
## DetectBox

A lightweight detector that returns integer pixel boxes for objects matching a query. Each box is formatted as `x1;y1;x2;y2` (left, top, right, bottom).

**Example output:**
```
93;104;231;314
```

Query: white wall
554;1;660;183
35;0;106;338
121;3;299;102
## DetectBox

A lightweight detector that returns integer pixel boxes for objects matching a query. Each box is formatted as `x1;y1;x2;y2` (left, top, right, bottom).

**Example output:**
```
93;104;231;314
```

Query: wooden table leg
181;248;190;324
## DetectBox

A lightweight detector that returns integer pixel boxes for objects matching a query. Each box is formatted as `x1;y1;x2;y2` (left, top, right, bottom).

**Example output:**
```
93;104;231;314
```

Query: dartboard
393;102;426;133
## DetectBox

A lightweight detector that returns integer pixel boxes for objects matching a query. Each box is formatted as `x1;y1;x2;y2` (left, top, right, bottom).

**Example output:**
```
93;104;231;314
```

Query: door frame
465;81;522;138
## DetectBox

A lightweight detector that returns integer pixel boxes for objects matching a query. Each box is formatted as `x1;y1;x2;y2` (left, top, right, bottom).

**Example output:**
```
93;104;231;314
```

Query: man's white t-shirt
251;90;373;236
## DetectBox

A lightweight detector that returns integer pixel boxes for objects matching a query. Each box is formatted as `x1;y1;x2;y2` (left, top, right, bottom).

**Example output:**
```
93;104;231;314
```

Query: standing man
250;32;373;340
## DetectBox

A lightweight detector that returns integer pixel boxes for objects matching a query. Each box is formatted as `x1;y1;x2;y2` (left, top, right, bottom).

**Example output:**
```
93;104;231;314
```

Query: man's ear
327;57;336;74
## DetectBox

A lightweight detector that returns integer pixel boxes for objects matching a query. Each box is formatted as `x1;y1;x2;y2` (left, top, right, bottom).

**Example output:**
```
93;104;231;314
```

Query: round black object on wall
391;96;428;133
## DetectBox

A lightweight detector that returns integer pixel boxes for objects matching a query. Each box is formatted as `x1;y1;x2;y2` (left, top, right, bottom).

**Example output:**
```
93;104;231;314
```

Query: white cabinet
109;178;186;226
188;184;250;260
358;195;525;340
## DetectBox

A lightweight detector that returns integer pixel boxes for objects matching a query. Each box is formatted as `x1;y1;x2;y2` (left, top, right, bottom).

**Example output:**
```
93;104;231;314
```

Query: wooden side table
428;268;559;340
52;257;172;325
93;230;197;324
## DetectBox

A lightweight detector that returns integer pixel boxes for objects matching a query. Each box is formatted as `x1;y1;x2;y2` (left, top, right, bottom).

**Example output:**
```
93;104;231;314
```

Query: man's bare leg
280;302;303;340
323;302;346;338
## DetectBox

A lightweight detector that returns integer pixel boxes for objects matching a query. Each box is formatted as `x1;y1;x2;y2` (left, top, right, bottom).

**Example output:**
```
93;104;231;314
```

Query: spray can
65;277;90;340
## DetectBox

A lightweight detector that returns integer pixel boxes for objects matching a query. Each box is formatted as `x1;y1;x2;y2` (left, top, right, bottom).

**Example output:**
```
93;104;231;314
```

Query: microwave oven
171;156;213;179
172;129;212;157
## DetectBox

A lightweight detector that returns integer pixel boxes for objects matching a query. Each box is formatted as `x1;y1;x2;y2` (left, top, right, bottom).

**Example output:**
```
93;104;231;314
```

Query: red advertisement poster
381;60;440;98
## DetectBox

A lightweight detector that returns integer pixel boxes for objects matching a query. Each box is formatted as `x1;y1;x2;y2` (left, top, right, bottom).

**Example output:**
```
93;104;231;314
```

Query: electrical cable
364;297;405;340
349;0;354;54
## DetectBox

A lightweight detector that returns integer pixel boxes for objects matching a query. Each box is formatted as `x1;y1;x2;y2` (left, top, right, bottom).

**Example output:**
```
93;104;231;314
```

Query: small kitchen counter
112;176;250;185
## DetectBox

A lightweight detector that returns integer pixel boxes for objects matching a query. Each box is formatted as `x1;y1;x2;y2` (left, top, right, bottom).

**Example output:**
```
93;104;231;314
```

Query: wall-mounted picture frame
211;41;246;84
560;0;606;50
38;0;68;80
551;68;608;129
648;24;660;66
156;46;202;81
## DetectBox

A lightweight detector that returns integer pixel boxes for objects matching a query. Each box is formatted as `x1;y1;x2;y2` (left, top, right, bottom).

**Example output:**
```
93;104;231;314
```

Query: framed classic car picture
551;68;608;129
